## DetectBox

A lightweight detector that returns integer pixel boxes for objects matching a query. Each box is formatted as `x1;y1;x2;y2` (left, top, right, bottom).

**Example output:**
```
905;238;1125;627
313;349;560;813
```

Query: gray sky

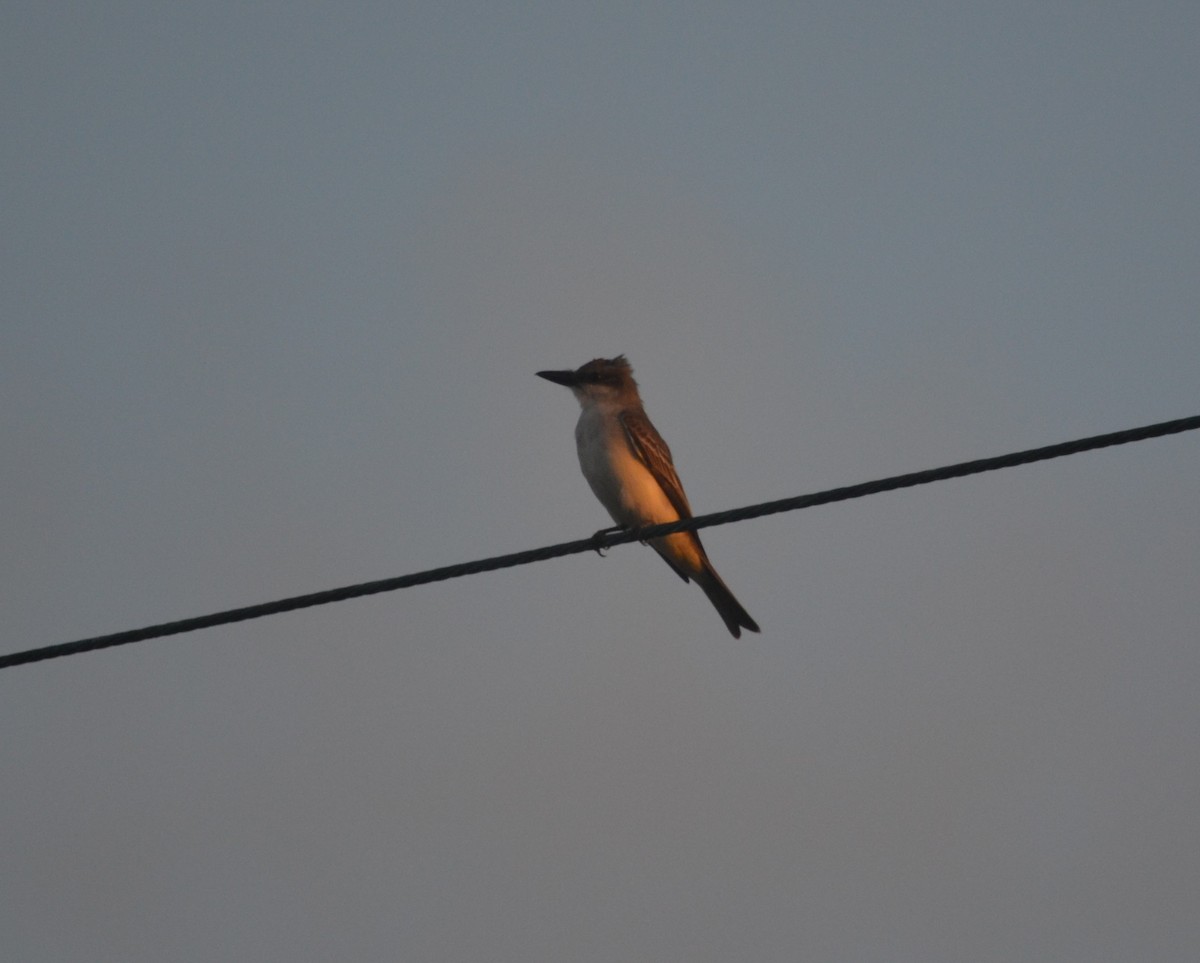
3;3;1198;960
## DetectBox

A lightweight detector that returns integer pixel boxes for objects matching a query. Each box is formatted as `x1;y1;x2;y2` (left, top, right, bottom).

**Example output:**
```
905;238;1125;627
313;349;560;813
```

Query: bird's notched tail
694;561;760;639
537;354;761;638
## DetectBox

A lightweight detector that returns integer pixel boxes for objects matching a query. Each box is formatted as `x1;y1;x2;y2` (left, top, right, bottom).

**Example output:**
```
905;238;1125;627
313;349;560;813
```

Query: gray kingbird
537;355;760;638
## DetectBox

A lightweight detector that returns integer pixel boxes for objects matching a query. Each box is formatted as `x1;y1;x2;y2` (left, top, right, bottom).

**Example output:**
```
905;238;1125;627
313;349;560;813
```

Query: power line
3;413;1197;671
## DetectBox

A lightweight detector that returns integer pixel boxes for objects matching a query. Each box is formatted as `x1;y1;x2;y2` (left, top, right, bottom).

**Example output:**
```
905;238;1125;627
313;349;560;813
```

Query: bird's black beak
536;369;579;388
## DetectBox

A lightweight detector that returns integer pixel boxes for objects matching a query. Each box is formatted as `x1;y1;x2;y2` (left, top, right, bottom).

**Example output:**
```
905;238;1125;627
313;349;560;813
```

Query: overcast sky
3;3;1199;961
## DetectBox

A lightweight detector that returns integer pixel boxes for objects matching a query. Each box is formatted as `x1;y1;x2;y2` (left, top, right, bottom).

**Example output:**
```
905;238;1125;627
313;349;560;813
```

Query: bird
536;355;760;638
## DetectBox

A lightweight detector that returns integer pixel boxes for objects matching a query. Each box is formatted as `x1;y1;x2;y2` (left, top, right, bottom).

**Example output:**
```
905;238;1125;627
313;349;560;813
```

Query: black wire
3;413;1197;671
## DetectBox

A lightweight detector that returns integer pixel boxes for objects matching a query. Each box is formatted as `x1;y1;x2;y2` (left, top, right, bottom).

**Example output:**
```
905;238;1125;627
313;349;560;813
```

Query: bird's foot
590;525;628;557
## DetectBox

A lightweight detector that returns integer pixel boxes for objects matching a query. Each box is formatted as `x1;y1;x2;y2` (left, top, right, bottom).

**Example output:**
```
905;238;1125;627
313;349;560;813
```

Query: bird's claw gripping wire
591;525;628;557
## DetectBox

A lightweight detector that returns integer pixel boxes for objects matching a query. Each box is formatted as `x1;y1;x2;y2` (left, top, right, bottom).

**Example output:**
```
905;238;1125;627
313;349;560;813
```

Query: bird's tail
695;564;761;639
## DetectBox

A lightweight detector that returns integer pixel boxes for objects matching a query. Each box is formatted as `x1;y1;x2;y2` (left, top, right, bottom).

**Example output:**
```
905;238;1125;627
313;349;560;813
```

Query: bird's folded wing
619;409;694;520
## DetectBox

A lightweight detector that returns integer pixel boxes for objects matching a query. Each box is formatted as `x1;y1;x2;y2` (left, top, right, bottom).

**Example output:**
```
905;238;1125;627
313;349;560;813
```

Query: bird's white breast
574;404;680;528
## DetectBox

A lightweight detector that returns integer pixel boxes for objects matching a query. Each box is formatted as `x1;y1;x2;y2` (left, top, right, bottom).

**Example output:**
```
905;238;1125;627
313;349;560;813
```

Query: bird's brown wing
618;409;694;520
